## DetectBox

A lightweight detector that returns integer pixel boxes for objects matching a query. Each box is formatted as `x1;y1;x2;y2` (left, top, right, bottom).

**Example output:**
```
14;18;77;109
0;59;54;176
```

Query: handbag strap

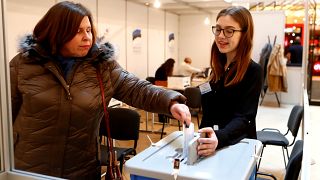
96;67;115;160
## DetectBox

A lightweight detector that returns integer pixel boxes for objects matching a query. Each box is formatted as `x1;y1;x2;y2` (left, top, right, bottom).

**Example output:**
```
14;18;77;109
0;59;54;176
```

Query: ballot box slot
142;134;182;161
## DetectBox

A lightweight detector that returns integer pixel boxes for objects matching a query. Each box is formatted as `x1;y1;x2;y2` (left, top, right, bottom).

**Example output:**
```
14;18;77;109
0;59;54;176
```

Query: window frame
0;0;63;179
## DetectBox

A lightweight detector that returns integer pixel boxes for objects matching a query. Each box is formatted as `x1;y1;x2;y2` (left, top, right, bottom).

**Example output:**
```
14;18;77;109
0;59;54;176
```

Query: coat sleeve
215;63;262;149
10;54;23;123
103;59;186;116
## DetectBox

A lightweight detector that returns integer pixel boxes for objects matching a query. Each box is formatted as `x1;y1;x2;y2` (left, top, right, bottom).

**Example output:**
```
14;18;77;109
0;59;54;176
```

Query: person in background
10;1;191;179
286;36;303;66
197;6;262;159
154;58;176;123
180;57;202;76
155;58;175;81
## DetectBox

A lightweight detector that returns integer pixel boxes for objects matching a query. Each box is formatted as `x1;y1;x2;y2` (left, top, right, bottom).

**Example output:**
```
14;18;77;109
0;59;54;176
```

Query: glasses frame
212;26;243;38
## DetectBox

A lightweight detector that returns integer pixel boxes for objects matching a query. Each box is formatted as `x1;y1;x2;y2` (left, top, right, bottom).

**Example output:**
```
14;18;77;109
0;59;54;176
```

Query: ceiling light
204;17;210;25
154;0;161;8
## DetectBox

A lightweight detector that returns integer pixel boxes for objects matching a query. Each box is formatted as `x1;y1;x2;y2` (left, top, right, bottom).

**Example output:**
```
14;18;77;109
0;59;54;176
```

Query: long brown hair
33;1;96;55
210;6;254;87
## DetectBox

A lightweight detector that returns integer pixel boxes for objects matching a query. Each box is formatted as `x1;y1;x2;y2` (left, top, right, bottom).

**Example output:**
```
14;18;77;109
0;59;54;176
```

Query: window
0;0;62;179
0;0;5;174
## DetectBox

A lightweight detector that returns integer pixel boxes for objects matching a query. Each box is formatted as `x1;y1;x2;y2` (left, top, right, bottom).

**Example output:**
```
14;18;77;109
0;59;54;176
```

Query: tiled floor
103;103;320;180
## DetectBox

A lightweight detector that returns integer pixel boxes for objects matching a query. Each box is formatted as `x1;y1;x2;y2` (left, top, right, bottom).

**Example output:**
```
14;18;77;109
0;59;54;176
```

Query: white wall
165;13;179;75
282;67;303;104
97;0;126;68
6;0;55;61
178;14;214;73
126;2;148;79
148;8;165;77
251;11;286;63
6;0;179;80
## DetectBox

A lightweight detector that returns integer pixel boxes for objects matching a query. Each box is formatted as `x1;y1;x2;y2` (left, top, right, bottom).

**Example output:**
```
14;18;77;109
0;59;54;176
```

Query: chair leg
159;114;167;139
196;114;200;128
274;92;281;107
160;119;165;139
119;156;124;173
285;147;290;162
259;91;266;106
282;146;290;168
257;145;265;170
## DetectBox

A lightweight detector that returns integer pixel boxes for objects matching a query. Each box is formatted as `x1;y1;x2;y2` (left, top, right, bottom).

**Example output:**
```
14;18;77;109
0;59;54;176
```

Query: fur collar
18;34;116;61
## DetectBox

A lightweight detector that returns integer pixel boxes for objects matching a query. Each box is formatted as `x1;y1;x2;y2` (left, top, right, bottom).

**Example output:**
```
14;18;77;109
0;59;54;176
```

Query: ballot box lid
125;131;262;180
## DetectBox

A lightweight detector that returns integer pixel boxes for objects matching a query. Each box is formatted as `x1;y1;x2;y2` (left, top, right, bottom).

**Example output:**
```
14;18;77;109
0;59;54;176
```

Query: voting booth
125;131;262;180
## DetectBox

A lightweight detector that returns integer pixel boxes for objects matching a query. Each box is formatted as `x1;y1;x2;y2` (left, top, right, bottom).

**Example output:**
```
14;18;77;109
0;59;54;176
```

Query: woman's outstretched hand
170;103;191;126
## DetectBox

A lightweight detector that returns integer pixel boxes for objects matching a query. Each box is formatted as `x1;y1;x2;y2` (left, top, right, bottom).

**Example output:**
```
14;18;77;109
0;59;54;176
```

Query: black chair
146;76;156;85
257;105;303;169
256;140;303;180
184;87;201;128
159;114;181;139
100;107;140;173
159;87;202;139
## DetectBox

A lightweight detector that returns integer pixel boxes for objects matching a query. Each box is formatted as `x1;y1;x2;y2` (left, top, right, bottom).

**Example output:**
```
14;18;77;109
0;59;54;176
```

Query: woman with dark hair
197;6;262;156
10;1;191;179
155;58;175;81
154;58;176;123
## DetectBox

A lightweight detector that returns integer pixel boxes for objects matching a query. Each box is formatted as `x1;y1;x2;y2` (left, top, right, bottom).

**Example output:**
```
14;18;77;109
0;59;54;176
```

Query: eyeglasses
212;26;242;38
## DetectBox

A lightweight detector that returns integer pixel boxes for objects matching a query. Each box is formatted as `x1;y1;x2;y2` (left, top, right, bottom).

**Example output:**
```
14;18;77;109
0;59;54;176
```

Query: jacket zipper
45;62;72;100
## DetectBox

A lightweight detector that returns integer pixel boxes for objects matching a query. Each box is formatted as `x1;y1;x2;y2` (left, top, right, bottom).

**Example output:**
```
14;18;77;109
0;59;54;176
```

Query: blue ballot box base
130;169;256;180
130;175;158;180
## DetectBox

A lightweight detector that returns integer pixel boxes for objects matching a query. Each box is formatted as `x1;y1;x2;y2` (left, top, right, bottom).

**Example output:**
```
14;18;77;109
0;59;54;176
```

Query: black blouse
155;66;168;81
200;60;262;149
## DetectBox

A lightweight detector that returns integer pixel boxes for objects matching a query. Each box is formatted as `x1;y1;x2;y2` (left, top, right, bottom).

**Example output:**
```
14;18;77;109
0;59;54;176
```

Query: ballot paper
182;122;194;158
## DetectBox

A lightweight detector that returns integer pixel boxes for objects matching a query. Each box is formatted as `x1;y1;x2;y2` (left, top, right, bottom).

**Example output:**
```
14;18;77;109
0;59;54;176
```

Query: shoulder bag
96;67;123;180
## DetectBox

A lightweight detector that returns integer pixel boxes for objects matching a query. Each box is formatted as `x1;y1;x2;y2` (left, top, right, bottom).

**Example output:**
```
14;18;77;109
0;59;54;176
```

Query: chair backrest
287;105;304;137
100;107;140;148
183;87;201;109
284;140;303;180
146;76;156;85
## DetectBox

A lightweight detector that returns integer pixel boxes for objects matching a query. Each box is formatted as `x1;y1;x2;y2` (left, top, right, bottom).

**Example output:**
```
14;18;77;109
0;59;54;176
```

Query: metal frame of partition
307;1;320;105
0;0;63;179
301;90;311;179
0;0;4;173
0;0;314;180
301;1;312;178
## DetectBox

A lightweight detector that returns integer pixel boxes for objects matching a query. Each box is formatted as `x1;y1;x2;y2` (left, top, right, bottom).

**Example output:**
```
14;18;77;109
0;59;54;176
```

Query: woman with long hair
197;6;262;155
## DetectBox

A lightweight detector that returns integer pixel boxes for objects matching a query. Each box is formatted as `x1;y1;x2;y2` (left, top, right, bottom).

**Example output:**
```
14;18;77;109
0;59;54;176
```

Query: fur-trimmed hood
18;34;116;61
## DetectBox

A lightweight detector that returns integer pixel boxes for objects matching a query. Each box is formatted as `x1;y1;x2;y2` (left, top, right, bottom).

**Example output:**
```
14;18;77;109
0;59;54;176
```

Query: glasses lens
212;27;221;36
224;29;234;38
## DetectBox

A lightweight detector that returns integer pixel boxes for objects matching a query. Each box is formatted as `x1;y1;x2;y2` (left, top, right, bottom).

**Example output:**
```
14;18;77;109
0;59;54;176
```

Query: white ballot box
167;76;191;90
125;131;262;180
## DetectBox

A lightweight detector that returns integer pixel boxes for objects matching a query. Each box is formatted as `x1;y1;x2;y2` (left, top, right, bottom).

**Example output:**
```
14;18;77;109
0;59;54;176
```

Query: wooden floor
101;103;320;180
